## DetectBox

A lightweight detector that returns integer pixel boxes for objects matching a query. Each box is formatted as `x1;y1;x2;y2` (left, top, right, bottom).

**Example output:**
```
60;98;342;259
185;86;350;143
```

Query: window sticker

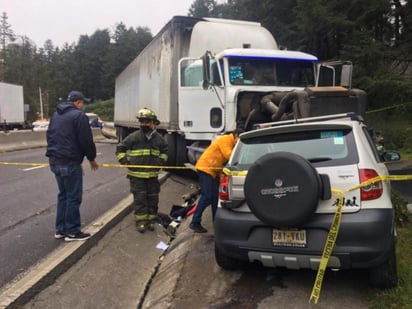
334;136;344;145
320;131;344;144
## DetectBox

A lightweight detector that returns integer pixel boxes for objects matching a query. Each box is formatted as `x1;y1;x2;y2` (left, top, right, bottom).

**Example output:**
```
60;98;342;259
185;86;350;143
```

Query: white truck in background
0;82;25;131
114;16;366;166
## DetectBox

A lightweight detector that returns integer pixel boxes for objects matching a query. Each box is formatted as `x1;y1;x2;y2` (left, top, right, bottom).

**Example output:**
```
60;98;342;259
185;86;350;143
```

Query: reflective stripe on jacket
116;130;168;179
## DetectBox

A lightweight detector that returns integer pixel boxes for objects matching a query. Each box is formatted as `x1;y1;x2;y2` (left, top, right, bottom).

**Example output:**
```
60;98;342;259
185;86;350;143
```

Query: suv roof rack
253;112;364;130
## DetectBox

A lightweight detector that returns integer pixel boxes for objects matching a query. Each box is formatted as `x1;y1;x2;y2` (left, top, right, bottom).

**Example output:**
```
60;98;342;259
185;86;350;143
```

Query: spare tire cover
244;152;321;227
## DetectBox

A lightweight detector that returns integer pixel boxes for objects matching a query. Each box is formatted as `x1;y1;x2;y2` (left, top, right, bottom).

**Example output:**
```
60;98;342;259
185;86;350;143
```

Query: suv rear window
232;128;358;167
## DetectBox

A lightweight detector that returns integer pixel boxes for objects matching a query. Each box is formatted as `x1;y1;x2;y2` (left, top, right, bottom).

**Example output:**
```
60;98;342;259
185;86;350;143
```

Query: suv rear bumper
214;207;396;270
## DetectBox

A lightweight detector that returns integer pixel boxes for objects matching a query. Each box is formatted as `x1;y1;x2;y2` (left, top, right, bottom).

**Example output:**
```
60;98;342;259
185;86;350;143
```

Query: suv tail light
359;169;383;200
219;175;229;201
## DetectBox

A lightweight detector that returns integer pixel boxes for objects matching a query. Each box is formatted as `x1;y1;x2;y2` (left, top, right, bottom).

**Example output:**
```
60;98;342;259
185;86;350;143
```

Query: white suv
214;113;400;288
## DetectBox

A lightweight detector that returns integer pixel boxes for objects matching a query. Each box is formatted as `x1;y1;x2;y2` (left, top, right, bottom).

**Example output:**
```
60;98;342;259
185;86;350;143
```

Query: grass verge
368;213;412;308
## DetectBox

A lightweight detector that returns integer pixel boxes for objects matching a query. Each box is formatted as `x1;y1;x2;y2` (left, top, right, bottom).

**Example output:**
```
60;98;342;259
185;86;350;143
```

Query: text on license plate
272;229;307;247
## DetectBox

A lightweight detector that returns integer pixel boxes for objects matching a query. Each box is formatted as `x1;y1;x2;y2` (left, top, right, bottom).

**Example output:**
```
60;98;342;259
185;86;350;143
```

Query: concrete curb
142;218;194;309
0;171;169;309
0;195;133;309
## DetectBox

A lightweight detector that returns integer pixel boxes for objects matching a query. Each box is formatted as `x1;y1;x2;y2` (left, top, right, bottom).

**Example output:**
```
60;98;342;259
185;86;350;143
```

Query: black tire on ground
244;152;321;227
117;126;129;142
215;244;244;271
175;133;188;166
165;133;177;167
369;243;398;289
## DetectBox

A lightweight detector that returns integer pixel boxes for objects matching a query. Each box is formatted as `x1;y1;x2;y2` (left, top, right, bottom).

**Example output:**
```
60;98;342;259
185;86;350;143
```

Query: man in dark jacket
46;90;99;241
116;108;167;233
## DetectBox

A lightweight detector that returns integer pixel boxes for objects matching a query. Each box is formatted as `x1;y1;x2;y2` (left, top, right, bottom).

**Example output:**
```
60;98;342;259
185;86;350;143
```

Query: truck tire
175;133;188;166
116;127;129;142
165;133;177;167
244;152;321;227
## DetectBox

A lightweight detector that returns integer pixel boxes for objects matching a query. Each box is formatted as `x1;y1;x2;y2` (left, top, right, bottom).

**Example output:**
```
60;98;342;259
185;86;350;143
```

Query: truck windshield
228;57;315;87
180;59;222;87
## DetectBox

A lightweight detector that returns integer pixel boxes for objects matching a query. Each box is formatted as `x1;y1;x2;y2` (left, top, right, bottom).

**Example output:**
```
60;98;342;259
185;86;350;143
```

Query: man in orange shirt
190;128;244;233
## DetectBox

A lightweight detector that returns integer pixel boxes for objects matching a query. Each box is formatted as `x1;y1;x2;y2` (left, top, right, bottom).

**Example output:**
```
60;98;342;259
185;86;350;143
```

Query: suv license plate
272;229;307;247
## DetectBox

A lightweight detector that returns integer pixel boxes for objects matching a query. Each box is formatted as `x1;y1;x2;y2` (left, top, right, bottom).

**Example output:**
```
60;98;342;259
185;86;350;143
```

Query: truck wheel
369;244;398;289
244;152;321;227
175;134;188;166
165;133;177;166
116;127;129;142
215;244;244;270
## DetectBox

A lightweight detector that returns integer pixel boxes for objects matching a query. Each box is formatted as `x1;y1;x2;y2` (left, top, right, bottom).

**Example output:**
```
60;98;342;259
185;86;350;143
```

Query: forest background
1;0;411;154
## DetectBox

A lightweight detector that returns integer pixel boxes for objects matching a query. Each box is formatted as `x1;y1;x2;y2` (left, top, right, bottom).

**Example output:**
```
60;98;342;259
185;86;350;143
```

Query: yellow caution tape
100;163;189;170
222;167;248;176
365;103;409;114
0;162;223;171
309;189;344;304
0;162;49;167
309;174;412;304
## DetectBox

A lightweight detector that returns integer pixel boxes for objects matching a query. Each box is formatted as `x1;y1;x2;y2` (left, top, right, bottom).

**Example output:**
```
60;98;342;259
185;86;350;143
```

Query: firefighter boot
147;220;156;231
147;214;157;232
136;221;147;233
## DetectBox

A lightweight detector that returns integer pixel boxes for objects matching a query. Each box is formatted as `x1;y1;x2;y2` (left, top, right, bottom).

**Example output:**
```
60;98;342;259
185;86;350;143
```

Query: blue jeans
191;171;219;224
50;164;83;234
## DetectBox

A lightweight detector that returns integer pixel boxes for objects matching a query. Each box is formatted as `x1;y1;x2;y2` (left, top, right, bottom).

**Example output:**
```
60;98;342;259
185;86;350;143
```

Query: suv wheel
215;244;244;270
369;244;398;289
244;152;322;227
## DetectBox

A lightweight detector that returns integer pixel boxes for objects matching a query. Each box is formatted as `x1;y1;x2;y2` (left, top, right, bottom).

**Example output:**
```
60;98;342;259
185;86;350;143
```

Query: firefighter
116;108;168;233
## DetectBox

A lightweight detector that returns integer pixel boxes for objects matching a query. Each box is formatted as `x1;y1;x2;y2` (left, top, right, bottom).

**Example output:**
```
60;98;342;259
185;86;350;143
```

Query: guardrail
0;128;109;153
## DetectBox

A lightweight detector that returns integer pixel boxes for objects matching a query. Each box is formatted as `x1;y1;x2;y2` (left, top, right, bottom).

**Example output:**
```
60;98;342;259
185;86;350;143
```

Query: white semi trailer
0;82;25;131
114;16;366;165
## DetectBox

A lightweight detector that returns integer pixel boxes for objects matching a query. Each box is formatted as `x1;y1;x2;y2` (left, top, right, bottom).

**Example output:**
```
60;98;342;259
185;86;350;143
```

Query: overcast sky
2;0;195;48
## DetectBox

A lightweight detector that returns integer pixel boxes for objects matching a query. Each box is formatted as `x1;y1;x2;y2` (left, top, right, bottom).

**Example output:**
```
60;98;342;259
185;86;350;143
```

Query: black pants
130;177;160;223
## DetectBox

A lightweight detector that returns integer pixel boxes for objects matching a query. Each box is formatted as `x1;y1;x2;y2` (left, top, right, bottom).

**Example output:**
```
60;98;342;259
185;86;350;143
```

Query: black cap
67;91;91;103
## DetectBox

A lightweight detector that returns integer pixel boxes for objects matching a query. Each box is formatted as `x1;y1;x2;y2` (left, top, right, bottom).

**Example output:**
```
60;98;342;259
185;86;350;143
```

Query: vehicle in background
32;119;49;131
114;16;366;166
214;112;400;289
0;82;25;131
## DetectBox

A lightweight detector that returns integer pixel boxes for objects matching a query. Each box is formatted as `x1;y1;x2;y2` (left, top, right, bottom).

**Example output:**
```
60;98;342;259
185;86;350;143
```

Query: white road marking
22;166;45;171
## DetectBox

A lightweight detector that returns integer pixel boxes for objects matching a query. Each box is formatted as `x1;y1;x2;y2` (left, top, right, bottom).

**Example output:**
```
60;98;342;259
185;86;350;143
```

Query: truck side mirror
340;64;352;88
202;51;211;90
317;65;335;87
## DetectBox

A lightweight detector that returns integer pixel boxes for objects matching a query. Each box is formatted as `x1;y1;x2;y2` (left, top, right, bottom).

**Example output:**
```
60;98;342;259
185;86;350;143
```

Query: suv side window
363;127;382;162
233;128;358;167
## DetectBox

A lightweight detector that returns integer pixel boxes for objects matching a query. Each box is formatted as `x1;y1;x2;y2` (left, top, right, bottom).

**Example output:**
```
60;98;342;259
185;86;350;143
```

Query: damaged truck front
114;16;366;166
181;49;366;163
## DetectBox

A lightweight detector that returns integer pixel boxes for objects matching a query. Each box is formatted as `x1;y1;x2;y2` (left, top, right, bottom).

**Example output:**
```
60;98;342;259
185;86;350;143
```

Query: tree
1;0;410;122
0;12;14;51
101;23;152;99
76;30;111;99
188;0;217;17
5;36;40;119
392;0;412;74
0;12;15;81
212;0;298;49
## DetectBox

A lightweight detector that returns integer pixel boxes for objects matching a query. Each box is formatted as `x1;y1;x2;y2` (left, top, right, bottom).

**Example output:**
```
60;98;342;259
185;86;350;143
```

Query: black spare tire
244;152;321;227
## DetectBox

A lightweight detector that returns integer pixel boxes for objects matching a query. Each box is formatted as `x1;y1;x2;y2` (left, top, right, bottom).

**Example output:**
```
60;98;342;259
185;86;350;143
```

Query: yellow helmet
136;108;160;125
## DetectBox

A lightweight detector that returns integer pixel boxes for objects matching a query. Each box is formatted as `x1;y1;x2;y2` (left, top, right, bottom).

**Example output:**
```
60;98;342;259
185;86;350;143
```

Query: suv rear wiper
307;157;333;163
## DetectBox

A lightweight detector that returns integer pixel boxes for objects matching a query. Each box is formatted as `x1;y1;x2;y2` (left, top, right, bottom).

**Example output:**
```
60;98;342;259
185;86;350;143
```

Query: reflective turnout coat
116;130;168;178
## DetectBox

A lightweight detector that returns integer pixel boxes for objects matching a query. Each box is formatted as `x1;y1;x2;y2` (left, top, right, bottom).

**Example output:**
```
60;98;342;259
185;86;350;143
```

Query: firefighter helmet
136;108;160;125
